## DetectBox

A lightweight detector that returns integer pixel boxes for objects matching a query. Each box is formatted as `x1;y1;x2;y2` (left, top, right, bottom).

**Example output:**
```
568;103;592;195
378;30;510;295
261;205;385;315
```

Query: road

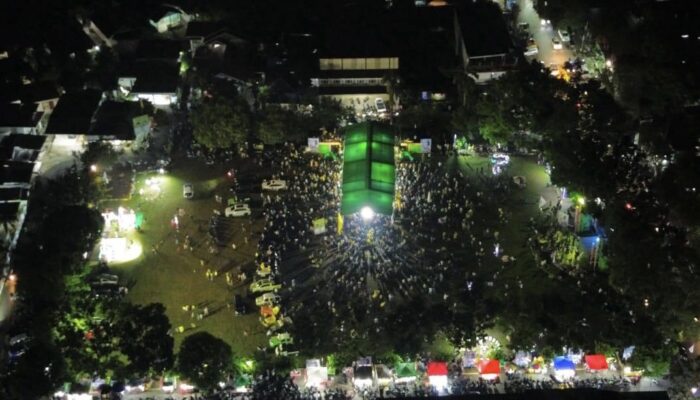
516;0;574;68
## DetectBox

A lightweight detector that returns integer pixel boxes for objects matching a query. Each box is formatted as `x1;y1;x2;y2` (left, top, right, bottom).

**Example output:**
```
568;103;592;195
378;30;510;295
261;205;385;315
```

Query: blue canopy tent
553;356;576;379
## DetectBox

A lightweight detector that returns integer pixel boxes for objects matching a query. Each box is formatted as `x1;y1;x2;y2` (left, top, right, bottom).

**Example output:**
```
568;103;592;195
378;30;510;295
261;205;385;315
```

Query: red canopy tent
477;359;501;375
427;361;448;376
585;355;608;371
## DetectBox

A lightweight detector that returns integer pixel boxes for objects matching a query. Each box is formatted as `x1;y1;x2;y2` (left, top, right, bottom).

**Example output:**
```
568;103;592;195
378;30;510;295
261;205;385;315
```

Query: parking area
102;156;268;354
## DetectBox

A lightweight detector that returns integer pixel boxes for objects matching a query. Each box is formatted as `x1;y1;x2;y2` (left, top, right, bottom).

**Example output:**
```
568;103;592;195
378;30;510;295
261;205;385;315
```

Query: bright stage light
360;206;375;221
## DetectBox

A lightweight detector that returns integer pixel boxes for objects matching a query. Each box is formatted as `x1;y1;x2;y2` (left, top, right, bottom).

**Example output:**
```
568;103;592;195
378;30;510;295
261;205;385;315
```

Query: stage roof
341;122;395;216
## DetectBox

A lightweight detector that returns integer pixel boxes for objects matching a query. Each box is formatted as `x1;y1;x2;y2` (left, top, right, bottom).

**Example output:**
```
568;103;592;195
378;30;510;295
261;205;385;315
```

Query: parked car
256;292;281;306
375;98;387;113
558;29;571;43
269;332;293;348
250;279;282;293
552;37;563;50
225;203;251;217
9;333;30;346
261;180;287;191
524;38;539;56
257;263;271;277
183;183;194;199
161;380;175;393
124;379;146;393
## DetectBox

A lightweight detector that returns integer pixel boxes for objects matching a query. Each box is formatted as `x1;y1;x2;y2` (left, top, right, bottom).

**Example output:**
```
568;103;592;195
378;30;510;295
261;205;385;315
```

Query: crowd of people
245;145;534;354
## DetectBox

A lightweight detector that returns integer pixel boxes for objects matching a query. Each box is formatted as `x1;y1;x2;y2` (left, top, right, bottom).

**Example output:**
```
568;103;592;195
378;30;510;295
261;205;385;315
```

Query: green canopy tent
394;362;417;383
341;122;395;216
234;374;252;389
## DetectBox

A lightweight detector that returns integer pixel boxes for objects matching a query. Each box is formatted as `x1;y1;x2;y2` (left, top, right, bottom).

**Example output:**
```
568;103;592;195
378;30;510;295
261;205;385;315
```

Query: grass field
103;157;266;356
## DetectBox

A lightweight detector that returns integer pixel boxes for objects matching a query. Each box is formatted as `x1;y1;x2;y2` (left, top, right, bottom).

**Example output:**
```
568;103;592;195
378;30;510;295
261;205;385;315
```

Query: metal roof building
341;122;395;216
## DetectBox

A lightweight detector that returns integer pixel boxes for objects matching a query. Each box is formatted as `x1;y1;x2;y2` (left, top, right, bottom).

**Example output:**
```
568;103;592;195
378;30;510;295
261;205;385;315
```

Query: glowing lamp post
360;206;375;222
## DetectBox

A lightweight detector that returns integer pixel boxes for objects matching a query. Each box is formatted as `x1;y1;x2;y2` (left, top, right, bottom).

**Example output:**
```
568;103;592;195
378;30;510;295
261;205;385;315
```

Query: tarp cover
427;361;448;376
554;356;576;371
477;359;501;375
584;354;608;370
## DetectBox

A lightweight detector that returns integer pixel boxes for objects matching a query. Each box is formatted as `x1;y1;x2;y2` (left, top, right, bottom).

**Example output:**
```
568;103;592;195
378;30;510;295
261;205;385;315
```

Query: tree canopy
177;332;233;390
192;97;252;150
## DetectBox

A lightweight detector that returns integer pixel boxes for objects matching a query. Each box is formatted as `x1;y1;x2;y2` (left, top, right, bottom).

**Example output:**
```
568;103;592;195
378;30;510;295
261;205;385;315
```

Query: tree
257;106;304;145
40;205;103;272
117;303;174;375
192;97;251;150
669;346;700;400
177;332;232;390
79;141;120;171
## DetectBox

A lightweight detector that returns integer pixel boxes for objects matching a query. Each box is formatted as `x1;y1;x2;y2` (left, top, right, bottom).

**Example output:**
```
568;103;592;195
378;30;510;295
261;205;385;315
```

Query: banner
308;137;320;152
312;218;327;235
420;138;432;153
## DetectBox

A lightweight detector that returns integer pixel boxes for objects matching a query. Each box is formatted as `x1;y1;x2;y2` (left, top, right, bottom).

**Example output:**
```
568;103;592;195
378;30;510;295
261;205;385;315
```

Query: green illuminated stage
341;122;395;216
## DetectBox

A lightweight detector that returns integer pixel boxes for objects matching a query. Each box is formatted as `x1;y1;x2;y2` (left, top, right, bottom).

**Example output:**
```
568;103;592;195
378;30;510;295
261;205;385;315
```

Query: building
44;89;103;147
453;0;518;83
0;104;44;135
88;100;152;147
0;134;46;247
311;8;400;114
118;60;180;106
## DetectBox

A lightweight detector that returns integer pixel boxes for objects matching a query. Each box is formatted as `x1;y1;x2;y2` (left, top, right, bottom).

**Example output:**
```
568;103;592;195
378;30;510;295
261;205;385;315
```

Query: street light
90;164;98;173
360;206;375;221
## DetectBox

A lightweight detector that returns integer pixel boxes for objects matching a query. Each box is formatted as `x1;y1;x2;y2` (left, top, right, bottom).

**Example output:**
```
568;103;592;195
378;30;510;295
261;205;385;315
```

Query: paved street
516;0;574;68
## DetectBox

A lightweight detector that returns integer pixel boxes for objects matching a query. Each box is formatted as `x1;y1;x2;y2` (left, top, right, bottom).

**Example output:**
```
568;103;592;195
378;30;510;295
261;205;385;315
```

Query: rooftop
45;90;102;135
0;187;29;202
122;60;180;94
88;101;139;140
455;0;514;57
134;39;185;61
0;104;41;128
0;161;34;185
0;133;46;150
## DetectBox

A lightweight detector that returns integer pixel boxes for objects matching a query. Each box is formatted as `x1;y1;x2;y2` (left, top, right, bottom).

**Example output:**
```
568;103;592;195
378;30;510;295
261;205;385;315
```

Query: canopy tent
553;356;576;379
341;122;395;216
376;364;393;385
584;354;609;371
461;350;476;368
513;351;532;368
305;359;328;388
427;361;448;376
353;365;374;388
234;375;252;392
427;361;448;392
477;359;501;380
394;362;417;383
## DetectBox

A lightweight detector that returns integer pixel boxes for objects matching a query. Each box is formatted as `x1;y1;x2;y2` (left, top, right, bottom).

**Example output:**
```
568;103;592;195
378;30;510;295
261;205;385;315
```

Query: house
134;39;185;62
88;100;152;147
0;134;45;247
148;5;192;34
453;0;518;83
44;89;103;147
77;14;118;48
0;134;47;164
18;81;61;114
185;21;230;54
0;104;44;135
311;18;399;114
118;60;180;106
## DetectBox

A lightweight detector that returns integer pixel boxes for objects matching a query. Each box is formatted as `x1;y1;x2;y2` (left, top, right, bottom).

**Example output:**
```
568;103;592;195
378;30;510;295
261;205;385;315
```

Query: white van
558;29;571;43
